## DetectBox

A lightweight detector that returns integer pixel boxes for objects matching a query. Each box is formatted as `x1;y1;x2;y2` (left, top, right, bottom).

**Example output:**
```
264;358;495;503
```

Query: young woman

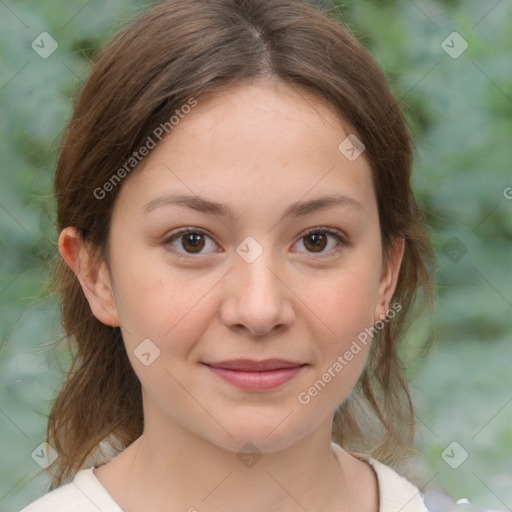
20;0;434;510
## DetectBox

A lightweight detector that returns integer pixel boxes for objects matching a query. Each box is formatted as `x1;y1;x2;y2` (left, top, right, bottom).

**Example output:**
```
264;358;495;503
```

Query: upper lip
203;359;306;371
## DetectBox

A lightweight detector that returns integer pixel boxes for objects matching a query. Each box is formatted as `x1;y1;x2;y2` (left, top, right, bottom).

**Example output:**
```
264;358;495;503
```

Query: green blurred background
0;0;510;511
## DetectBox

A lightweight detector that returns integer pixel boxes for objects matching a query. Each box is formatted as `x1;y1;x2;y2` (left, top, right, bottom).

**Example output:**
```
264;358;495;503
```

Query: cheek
305;258;381;394
307;281;375;408
115;269;215;402
111;252;217;354
309;262;382;337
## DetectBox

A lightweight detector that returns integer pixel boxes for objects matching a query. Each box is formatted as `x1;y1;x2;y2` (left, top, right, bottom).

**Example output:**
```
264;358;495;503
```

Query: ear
374;237;405;323
58;226;120;327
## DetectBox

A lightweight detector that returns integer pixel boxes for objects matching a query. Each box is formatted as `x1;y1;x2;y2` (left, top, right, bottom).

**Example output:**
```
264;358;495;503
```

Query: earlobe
374;237;405;322
58;227;120;327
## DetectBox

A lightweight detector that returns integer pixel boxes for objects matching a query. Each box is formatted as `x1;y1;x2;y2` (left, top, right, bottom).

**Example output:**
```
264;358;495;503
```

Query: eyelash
163;227;350;260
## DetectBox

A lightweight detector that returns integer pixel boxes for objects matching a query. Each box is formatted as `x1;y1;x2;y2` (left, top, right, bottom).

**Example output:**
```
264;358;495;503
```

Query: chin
202;416;311;455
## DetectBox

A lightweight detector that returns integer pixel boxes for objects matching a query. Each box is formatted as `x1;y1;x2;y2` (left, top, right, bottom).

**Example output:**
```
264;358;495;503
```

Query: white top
20;441;428;512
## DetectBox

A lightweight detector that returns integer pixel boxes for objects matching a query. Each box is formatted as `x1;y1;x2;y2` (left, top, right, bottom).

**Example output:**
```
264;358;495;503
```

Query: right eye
163;228;220;257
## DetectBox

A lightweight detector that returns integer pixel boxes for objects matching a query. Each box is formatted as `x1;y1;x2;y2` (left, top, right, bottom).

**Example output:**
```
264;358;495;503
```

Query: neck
94;404;377;512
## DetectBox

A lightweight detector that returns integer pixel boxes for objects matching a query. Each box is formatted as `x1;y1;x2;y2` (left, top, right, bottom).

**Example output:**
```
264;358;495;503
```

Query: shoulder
367;458;429;512
19;467;123;512
331;442;428;512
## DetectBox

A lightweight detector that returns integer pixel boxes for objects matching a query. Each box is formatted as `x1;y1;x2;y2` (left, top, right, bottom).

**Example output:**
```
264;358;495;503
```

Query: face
69;79;403;454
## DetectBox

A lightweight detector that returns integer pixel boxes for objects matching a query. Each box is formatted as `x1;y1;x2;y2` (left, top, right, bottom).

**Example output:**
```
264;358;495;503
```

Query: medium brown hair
45;0;434;488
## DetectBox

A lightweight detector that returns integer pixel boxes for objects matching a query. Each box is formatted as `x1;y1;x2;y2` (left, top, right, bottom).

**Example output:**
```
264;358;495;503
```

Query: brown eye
303;232;328;252
164;228;218;256
295;228;350;257
181;232;206;253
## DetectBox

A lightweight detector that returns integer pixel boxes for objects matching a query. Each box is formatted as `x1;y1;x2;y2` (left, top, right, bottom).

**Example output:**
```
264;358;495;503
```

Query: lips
202;359;307;391
204;358;305;371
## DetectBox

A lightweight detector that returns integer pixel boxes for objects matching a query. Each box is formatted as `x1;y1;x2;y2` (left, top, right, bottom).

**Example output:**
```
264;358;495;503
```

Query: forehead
171;79;350;150
113;80;376;223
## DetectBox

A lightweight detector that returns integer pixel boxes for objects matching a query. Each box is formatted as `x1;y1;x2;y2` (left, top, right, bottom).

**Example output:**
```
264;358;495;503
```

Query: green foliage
1;1;510;510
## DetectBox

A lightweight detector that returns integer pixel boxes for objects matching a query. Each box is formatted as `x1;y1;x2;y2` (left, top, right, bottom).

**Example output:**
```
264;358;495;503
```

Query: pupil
183;233;204;252
306;233;326;252
188;234;200;245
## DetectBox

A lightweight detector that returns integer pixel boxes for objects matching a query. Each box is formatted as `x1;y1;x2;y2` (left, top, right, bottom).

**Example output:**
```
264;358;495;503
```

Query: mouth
201;359;307;391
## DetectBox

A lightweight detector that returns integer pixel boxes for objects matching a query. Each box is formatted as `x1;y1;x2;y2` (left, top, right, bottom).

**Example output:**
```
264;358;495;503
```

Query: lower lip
204;364;305;391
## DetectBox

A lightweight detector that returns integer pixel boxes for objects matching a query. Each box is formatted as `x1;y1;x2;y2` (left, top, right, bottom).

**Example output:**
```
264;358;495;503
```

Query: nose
219;247;296;337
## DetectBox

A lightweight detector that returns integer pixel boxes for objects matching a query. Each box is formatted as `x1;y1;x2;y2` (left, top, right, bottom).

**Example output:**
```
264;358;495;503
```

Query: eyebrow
142;193;364;219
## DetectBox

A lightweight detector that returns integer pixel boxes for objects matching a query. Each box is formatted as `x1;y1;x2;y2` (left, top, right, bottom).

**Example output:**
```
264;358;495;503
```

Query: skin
59;78;404;512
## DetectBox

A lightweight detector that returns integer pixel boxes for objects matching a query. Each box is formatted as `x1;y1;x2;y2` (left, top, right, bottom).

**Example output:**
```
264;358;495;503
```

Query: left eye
163;227;349;257
293;228;349;257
